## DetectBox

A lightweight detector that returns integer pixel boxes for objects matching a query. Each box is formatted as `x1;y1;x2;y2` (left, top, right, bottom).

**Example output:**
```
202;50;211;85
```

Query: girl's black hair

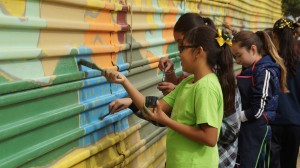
273;18;299;76
184;26;236;116
174;13;216;35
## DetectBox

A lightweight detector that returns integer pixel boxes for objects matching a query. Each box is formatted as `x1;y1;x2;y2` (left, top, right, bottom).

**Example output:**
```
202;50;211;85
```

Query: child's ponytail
256;31;289;93
217;44;236;116
184;26;236;116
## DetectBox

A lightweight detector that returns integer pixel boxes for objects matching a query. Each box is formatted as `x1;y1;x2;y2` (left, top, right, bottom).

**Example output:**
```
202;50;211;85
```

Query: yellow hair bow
278;18;294;30
215;29;232;47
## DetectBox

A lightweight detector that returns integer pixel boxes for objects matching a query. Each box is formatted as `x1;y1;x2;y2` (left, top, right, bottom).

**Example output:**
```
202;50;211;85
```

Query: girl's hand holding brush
104;69;126;84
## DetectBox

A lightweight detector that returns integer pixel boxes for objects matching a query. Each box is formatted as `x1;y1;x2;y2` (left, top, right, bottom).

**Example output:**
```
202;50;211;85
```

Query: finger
162;90;168;96
158;63;163;70
158;82;170;86
142;106;153;119
109;101;115;112
165;63;172;72
154;101;161;113
111;104;122;114
110;101;122;113
156;100;162;112
158;83;173;89
162;89;172;95
157;82;164;86
115;104;126;112
158;58;167;70
110;105;117;114
106;70;114;80
157;87;167;92
154;100;162;114
157;84;164;89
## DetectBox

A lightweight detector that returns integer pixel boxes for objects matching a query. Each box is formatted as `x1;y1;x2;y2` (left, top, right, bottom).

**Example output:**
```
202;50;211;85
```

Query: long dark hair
232;30;288;93
174;13;216;35
273;18;299;76
184;26;236;116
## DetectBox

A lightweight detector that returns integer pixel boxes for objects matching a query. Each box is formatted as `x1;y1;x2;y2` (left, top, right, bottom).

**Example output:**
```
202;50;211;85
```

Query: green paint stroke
0;90;84;167
53;51;79;76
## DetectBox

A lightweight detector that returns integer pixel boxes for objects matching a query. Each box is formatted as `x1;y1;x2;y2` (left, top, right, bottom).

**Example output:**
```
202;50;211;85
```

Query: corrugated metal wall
0;0;282;167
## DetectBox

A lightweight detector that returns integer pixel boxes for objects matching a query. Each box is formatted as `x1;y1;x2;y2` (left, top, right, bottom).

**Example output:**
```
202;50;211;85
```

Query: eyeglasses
178;45;198;53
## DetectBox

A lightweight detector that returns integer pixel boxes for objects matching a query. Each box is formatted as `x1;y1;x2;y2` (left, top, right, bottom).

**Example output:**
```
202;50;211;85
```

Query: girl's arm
105;70;172;114
151;101;218;147
157;82;176;95
165;119;218;147
122;79;146;110
240;69;274;122
109;98;132;114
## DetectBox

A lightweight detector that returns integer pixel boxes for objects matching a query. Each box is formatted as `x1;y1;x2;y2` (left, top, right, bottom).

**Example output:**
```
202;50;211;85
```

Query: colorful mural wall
0;0;282;167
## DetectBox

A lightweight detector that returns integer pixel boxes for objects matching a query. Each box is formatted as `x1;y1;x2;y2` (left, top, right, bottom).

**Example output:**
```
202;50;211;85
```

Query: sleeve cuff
240;110;248;122
128;103;139;112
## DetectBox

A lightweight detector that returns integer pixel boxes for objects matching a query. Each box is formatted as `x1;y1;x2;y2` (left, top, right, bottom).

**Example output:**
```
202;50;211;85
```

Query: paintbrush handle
162;62;167;82
99;112;110;120
78;59;121;79
78;59;104;72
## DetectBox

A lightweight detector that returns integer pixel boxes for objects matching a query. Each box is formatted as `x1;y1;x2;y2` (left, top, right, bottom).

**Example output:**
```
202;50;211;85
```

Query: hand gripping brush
77;59;121;79
77;59;121;120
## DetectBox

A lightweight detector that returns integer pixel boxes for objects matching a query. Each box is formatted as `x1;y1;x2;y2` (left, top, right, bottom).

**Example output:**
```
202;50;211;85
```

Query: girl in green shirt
104;26;236;168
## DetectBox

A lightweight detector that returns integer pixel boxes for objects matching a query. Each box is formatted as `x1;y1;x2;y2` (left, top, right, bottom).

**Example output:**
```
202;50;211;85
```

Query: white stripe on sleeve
254;70;270;118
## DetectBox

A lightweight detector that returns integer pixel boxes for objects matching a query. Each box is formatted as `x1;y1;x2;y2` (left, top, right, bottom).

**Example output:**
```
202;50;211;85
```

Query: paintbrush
77;59;121;79
98;112;110;120
162;62;167;82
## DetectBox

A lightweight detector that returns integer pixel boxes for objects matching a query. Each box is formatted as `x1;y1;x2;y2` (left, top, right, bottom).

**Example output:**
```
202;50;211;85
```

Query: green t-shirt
163;73;223;168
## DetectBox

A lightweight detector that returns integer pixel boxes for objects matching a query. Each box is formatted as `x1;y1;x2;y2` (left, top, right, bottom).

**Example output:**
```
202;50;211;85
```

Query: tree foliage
282;0;300;18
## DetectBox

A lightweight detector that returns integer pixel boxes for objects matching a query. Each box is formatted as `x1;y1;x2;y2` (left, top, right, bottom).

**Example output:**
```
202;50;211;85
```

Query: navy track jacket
237;55;280;122
273;62;300;125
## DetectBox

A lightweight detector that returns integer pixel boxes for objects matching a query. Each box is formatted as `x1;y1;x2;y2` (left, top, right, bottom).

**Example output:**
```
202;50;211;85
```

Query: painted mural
0;0;282;167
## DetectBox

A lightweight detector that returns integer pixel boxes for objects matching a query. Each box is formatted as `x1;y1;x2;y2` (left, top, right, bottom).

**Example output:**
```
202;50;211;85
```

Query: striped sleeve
243;70;273;121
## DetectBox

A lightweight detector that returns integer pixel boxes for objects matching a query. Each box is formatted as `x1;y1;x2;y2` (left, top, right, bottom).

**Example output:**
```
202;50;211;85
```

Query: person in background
231;30;288;168
157;13;216;95
222;22;238;36
269;18;300;168
293;18;300;40
104;26;236;168
293;19;300;56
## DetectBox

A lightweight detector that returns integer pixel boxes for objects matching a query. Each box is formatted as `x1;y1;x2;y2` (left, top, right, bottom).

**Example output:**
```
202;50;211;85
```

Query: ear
250;45;258;56
195;46;204;58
